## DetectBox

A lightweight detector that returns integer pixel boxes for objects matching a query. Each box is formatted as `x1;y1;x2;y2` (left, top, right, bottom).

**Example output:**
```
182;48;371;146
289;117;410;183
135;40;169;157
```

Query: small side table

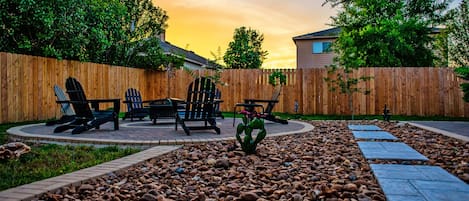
233;103;264;127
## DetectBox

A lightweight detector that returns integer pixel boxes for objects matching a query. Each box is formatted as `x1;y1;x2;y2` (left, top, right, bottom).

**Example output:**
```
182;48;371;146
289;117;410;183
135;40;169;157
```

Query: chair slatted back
214;88;222;112
184;77;216;119
65;77;93;119
54;84;74;116
265;85;282;113
125;88;144;112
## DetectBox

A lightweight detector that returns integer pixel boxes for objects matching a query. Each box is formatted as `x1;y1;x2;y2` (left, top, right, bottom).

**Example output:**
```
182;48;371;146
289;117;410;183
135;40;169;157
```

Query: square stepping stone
357;142;428;161
371;164;469;201
348;124;382;131
352;131;398;140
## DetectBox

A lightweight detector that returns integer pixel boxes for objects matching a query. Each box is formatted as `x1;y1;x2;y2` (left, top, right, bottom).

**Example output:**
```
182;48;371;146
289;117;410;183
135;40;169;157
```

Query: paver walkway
348;124;382;131
351;131;398;141
371;164;469;201
357;142;429;161
349;124;469;201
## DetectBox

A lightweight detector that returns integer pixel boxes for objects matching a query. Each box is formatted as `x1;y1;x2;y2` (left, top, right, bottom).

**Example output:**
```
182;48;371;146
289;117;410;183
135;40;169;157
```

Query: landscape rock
141;193;158;201
239;191;259;201
344;183;358;192
78;184;95;192
37;120;469;201
214;159;230;169
0;142;31;159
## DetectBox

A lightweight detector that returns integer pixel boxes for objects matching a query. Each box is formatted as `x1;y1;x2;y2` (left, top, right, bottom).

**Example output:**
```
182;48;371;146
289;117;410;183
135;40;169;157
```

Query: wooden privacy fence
1;52;468;123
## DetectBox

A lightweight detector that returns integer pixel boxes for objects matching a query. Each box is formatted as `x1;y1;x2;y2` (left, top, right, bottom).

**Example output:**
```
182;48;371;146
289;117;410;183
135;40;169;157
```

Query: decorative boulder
0;142;31;159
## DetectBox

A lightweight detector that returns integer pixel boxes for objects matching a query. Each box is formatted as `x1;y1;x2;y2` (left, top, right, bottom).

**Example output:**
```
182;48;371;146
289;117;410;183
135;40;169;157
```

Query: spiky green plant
235;111;266;155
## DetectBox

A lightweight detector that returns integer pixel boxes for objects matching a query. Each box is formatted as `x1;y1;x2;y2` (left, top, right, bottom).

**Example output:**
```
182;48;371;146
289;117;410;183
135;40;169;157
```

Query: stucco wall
295;39;336;69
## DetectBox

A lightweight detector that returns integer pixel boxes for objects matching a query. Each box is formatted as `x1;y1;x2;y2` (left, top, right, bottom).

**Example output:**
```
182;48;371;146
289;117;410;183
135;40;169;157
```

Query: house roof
293;27;442;41
292;27;341;41
159;40;209;67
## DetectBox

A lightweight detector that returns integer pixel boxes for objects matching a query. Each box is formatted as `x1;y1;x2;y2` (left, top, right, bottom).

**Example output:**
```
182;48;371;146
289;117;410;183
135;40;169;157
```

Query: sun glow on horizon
154;0;337;69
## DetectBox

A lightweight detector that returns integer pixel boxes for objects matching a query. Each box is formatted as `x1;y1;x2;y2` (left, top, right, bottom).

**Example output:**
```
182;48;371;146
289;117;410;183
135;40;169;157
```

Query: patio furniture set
47;76;287;136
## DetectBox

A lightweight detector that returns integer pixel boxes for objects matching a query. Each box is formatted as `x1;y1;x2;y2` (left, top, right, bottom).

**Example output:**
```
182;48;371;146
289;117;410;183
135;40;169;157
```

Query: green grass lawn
0;121;140;191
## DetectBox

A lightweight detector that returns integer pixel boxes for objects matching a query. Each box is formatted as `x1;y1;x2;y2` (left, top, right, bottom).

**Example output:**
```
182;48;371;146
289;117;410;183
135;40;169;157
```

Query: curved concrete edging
0;145;181;201
7;120;314;147
405;121;469;142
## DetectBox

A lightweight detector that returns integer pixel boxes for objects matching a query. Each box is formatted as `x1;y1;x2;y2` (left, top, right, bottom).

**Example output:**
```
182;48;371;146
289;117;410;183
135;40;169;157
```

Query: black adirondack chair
176;77;220;135
244;84;288;124
214;88;224;119
46;85;75;126
123;88;149;121
53;77;120;134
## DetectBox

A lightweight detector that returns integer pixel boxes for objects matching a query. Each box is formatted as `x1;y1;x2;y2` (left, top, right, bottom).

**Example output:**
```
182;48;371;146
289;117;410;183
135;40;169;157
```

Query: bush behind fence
0;52;467;123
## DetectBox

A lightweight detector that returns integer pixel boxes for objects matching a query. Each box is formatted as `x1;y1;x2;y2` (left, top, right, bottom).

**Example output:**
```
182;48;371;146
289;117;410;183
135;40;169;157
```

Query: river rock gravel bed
38;120;468;201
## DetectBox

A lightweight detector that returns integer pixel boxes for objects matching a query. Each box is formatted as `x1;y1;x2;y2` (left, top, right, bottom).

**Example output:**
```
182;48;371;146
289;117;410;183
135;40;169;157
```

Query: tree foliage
324;65;372;120
223;27;268;69
0;0;125;61
0;0;181;70
324;0;452;67
451;0;469;102
447;0;469;67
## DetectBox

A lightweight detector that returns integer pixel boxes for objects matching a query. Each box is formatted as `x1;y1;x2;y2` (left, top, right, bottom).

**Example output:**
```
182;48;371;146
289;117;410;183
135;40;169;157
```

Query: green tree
0;0;174;70
322;0;451;119
324;0;451;67
118;0;182;70
451;0;469;102
223;27;268;69
0;0;127;62
324;65;372;120
448;0;469;67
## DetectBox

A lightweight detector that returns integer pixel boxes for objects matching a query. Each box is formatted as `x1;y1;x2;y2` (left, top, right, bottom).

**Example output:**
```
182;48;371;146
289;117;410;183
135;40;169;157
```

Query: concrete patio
7;118;313;147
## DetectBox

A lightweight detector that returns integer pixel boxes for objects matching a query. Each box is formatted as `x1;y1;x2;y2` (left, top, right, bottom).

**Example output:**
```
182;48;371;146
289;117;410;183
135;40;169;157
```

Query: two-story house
293;27;442;69
292;27;340;69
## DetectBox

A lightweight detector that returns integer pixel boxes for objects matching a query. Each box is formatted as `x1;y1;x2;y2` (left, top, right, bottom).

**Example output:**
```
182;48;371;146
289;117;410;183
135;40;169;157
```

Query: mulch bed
39;120;468;201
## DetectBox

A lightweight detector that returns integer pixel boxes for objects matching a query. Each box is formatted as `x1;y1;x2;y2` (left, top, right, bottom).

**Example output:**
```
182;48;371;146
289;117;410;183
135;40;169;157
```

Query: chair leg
53;119;86;133
207;119;220;135
46;115;75;126
113;114;119;130
72;126;89;134
53;125;74;133
263;115;288;124
174;118;177;130
182;122;190;136
58;115;75;124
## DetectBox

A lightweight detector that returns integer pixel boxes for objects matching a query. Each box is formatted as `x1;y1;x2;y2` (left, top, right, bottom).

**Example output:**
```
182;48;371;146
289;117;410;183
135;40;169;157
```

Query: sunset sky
155;0;337;69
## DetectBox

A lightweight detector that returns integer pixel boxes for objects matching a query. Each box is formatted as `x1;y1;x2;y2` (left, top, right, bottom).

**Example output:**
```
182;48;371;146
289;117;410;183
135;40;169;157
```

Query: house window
312;42;332;54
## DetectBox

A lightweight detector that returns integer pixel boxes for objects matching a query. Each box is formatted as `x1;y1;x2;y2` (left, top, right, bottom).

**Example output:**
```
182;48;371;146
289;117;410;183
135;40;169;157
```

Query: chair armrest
244;99;279;104
87;99;120;114
55;100;70;104
88;99;120;104
142;98;168;104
